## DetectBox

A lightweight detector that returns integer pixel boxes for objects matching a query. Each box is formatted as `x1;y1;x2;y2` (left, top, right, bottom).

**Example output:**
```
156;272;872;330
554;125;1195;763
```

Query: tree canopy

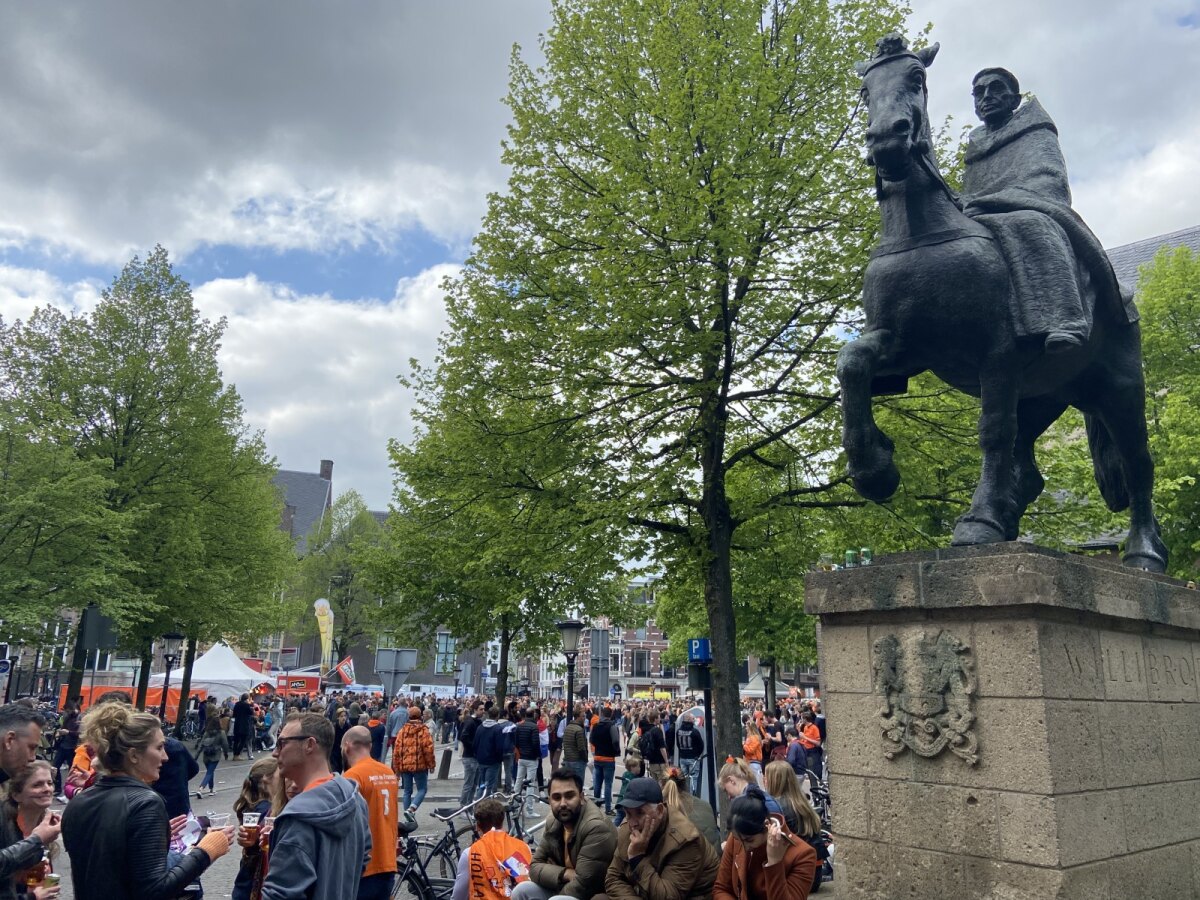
390;0;911;753
0;246;295;702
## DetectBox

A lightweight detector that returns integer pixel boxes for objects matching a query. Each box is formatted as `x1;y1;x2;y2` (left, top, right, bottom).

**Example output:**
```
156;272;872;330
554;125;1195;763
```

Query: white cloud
0;2;552;264
194;267;457;509
0;263;454;509
0;266;102;323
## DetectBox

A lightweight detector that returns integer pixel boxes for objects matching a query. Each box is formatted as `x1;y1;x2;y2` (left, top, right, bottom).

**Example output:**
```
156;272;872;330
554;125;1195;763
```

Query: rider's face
972;75;1017;127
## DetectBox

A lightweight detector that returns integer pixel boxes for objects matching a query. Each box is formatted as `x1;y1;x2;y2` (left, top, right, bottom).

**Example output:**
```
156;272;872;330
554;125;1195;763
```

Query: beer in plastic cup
242;812;261;841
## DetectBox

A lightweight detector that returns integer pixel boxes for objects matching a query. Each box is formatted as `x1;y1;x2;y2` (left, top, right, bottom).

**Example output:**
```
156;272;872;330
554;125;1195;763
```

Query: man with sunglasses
262;714;371;900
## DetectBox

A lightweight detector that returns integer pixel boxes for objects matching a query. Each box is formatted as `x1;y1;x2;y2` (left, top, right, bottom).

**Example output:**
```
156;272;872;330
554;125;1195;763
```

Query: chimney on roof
319;459;333;481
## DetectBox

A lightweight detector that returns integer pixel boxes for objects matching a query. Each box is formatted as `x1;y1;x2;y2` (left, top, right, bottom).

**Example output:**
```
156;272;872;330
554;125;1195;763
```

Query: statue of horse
837;35;1167;573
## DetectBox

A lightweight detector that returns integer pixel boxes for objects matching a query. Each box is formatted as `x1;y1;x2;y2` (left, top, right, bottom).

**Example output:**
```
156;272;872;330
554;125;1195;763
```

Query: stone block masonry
805;543;1200;899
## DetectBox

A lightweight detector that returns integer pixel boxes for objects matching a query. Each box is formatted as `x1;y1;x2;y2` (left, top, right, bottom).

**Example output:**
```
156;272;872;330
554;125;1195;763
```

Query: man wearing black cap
604;777;719;900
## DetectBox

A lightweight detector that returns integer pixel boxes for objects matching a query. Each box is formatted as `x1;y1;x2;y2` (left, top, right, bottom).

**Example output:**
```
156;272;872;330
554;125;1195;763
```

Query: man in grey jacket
263;713;371;900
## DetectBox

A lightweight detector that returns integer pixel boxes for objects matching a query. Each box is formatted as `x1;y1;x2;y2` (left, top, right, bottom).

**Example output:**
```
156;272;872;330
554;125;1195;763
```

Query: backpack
770;741;789;762
625;730;640;755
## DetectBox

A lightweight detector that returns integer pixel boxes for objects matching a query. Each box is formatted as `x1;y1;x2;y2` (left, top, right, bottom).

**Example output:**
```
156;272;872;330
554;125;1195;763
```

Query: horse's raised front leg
953;369;1018;545
837;329;900;502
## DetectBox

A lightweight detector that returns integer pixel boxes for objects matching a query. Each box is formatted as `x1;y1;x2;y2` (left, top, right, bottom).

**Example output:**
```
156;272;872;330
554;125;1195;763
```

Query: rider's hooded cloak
963;97;1137;339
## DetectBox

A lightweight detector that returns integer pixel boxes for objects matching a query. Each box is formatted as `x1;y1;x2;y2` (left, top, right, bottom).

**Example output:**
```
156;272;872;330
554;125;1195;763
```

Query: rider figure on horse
962;67;1139;354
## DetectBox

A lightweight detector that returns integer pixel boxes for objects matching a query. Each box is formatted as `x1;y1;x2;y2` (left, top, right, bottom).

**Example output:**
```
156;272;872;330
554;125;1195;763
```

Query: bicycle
803;768;831;831
417;798;484;880
418;787;548;880
393;817;457;900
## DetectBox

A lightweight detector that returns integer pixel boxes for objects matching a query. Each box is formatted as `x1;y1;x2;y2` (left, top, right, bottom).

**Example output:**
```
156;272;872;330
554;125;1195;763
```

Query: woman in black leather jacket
61;702;234;900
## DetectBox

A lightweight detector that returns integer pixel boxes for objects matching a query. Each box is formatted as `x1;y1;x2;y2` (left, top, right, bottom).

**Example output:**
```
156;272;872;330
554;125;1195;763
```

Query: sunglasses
275;735;312;747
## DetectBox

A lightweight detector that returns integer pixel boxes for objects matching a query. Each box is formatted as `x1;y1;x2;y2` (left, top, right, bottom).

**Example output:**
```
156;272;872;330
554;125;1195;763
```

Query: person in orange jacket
391;706;434;816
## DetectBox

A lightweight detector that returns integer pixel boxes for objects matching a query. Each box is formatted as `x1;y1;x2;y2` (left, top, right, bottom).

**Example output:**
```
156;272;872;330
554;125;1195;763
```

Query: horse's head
856;34;939;182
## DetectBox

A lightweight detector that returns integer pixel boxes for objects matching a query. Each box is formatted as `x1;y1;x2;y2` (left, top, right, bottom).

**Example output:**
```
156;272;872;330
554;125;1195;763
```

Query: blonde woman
61;702;233;900
660;765;720;848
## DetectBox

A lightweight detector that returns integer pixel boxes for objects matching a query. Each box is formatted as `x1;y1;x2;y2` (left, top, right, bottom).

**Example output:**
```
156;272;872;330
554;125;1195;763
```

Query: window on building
435;633;457;674
661;665;675;679
632;649;650;678
635;626;647;640
737;658;750;684
611;652;621;673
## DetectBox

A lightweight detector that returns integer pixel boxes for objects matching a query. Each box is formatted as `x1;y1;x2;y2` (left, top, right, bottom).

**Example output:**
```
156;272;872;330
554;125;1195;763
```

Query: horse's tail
1085;412;1129;512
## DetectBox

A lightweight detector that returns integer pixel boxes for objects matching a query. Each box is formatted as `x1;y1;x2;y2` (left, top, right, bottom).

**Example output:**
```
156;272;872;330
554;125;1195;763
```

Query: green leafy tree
2;247;295;707
0;410;132;642
366;399;633;701
416;0;909;753
1137;247;1200;575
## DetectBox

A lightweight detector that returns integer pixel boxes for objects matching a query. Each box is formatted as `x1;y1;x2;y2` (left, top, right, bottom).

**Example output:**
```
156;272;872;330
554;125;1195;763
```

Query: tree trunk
173;636;197;738
496;619;511;703
134;644;153;710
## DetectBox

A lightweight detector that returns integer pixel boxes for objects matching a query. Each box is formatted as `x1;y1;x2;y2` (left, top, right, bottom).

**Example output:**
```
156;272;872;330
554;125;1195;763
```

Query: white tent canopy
149;641;268;700
739;672;793;699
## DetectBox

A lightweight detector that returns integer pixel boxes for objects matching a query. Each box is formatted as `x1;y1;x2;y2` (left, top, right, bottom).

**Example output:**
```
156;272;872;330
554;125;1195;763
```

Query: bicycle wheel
416;835;464;881
392;871;431;900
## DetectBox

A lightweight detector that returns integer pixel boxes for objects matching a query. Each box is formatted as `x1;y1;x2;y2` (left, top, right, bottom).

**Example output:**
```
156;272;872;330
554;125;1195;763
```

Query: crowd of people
0;689;828;900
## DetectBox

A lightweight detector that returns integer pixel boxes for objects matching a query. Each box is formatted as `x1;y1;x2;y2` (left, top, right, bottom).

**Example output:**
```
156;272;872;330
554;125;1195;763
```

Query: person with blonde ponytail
61;701;233;900
659;766;720;848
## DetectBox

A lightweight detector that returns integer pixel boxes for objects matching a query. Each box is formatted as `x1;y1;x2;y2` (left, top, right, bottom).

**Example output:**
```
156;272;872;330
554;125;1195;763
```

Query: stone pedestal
805;543;1200;899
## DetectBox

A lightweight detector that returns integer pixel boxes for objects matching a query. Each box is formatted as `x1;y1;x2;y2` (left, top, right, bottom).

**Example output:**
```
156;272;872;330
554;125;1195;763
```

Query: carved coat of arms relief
872;628;978;765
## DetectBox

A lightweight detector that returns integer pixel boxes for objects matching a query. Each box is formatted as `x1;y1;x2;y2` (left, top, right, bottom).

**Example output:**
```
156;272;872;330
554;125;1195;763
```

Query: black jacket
153;737;200;819
62;774;212;900
513;720;541;760
459;715;481;759
589;717;621;759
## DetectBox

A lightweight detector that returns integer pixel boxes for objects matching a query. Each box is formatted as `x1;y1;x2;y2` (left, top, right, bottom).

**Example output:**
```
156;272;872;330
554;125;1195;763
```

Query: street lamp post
758;657;776;712
158;632;185;720
453;665;462;699
557;619;585;711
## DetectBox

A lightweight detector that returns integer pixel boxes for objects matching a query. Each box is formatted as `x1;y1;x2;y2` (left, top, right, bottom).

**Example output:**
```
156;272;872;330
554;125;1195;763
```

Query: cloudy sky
0;1;1196;510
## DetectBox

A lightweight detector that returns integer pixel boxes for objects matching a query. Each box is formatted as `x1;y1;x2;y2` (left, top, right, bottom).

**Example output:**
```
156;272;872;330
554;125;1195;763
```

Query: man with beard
514;768;616;900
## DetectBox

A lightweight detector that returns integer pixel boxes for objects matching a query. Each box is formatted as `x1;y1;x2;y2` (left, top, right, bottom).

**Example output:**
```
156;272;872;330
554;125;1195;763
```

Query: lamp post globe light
556;618;585;709
159;632;185;720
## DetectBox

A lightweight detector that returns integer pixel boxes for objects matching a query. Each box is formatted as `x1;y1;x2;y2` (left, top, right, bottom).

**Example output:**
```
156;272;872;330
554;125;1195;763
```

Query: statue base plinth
806;543;1200;899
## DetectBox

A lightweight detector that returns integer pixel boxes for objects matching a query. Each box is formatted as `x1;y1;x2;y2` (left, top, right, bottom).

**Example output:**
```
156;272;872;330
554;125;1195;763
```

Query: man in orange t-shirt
343;725;400;900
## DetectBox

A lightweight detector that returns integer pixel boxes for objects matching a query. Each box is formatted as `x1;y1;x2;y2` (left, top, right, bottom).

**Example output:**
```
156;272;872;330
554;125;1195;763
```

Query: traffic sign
0;660;9;675
687;638;712;664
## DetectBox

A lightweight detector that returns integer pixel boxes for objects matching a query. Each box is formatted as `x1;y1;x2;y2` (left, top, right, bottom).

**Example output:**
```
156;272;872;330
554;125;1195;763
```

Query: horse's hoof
1123;528;1169;574
1123;553;1167;574
851;459;901;502
951;515;1006;546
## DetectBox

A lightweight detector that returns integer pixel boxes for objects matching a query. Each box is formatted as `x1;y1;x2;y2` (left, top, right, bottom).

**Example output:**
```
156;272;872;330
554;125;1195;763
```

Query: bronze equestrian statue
838;34;1166;573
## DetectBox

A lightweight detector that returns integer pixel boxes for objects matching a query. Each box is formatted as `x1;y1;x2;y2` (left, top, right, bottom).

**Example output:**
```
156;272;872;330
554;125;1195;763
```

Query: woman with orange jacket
714;787;816;900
